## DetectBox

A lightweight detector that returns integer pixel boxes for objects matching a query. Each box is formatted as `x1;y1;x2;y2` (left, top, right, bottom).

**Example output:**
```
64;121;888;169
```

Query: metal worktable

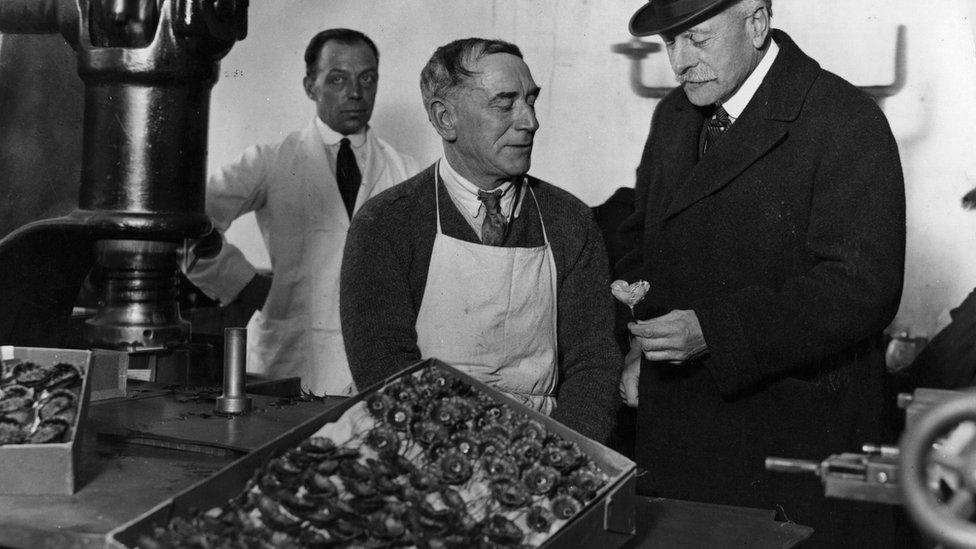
0;386;811;548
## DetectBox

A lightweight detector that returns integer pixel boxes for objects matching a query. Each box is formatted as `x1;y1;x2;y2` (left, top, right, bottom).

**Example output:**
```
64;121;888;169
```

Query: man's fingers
629;321;661;338
629;320;684;341
631;310;705;365
637;334;683;353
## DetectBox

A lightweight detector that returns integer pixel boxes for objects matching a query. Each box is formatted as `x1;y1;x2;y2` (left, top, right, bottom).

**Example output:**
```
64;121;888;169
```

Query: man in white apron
340;38;621;443
186;29;418;395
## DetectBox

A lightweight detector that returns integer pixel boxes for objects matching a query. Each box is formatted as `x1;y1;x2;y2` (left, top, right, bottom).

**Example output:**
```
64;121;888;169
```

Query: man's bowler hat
629;0;734;37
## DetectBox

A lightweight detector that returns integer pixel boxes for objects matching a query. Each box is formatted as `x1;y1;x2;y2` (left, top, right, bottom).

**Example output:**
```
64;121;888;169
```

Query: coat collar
296;119;389;228
664;30;821;220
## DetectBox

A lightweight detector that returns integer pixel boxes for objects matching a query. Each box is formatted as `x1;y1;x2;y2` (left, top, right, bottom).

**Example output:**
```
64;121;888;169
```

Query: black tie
477;189;508;246
336;137;361;218
699;105;731;159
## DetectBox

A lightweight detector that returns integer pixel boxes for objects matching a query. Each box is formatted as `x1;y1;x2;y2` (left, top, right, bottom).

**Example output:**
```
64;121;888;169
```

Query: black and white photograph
0;1;975;547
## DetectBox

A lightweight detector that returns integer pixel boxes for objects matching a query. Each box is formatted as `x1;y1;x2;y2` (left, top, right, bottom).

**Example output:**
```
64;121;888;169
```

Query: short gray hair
735;0;772;18
419;38;523;105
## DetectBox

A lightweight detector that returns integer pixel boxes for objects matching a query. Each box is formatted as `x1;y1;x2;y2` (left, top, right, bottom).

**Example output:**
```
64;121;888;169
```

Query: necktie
699;105;731;159
477;188;508;246
336;137;361;218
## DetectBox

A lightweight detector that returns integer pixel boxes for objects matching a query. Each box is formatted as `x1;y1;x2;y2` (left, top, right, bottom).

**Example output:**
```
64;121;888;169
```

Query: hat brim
629;0;732;37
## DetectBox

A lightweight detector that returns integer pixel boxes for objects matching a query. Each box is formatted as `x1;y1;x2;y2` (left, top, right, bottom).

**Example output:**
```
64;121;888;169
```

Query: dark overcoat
615;30;905;544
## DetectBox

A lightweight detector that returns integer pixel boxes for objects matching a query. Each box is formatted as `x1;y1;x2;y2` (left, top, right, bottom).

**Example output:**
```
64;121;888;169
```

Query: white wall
211;0;976;338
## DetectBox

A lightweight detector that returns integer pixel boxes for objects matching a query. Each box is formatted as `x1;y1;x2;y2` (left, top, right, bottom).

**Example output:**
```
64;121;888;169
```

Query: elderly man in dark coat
615;0;905;545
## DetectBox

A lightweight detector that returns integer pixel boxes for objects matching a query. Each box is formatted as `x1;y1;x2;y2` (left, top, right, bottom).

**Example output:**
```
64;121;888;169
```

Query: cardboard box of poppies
0;346;93;495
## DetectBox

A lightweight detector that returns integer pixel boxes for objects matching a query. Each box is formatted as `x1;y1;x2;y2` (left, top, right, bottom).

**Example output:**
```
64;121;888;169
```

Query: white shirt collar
721;38;779;122
313;116;367;148
438;158;522;219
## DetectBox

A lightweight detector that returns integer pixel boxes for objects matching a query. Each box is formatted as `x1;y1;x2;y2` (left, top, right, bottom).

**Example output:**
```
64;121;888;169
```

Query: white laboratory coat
188;119;418;394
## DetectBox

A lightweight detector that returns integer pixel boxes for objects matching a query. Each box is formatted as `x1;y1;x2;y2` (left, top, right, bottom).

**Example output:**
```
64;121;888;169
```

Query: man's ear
302;75;316;101
747;5;771;49
427;98;457;142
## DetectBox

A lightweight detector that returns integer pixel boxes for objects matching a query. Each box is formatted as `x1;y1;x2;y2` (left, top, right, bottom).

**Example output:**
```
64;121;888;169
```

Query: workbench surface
0;387;811;548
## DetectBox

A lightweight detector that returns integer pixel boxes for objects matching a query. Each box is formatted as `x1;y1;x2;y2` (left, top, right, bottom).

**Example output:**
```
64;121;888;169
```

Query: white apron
415;168;559;413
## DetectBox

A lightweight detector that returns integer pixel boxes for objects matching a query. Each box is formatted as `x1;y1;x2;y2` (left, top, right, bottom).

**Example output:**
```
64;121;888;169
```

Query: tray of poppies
109;358;637;548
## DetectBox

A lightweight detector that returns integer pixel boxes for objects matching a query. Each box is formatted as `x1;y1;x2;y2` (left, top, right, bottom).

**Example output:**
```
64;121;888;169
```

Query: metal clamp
766;444;901;505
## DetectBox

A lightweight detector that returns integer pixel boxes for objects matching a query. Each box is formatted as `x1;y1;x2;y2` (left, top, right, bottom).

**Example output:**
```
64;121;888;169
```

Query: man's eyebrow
664;25;710;41
489;87;542;102
681;25;713;37
490;91;519;103
325;67;377;76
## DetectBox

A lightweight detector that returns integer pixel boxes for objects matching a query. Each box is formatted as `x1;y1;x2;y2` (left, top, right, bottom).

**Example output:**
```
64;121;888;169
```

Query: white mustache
675;67;716;84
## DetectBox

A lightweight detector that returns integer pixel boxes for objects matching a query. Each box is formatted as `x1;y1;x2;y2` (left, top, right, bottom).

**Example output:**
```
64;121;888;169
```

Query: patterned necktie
477;188;508;246
699;105;731;159
336;137;361;218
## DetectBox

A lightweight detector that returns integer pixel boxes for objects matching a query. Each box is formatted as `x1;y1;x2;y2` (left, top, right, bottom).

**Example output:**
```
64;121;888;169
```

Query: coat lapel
659;101;706;211
665;116;787;219
663;30;819;221
298;120;350;230
356;129;386;212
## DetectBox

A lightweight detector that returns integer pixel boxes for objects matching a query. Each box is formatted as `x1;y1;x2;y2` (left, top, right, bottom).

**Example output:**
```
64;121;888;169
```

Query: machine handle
765;457;821;476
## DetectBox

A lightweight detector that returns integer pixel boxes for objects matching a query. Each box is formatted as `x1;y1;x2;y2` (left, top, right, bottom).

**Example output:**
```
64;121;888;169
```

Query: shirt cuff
184;245;257;305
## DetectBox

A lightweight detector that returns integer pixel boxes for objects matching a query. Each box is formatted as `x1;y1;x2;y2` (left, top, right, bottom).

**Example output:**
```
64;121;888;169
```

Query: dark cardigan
340;165;623;443
615;30;905;545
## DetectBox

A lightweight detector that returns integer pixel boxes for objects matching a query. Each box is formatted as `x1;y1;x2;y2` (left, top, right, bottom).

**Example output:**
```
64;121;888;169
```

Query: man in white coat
187;28;418;395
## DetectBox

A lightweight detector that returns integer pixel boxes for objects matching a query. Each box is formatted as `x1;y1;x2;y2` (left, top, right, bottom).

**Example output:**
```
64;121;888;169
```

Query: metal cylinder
72;0;246;348
764;457;821;476
84;239;189;349
215;327;251;415
75;1;222;241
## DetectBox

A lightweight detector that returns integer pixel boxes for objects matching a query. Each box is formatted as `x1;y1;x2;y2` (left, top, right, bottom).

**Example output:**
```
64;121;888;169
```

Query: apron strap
527;185;551;247
433;160;444;235
531;184;559;396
